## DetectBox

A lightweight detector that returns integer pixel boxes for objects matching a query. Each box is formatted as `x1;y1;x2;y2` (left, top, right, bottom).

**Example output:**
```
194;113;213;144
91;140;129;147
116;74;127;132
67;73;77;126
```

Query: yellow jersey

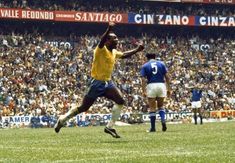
91;46;123;81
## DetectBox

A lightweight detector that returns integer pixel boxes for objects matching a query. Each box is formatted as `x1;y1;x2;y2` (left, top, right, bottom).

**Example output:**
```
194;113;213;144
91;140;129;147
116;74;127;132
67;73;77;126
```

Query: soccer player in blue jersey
140;53;171;132
191;86;203;125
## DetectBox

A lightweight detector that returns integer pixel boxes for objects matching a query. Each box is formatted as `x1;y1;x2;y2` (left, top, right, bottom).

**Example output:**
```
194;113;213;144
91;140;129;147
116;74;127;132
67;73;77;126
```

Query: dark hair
145;53;156;60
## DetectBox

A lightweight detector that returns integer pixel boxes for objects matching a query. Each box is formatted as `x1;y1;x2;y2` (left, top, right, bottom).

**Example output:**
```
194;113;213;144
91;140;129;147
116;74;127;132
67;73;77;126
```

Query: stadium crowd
0;0;235;17
0;23;234;121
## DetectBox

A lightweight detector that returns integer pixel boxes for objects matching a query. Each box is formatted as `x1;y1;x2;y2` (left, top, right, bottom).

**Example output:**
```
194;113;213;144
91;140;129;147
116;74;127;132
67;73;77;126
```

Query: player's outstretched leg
104;104;122;138
104;87;124;138
54;118;64;133
54;106;79;133
54;96;95;133
104;126;121;138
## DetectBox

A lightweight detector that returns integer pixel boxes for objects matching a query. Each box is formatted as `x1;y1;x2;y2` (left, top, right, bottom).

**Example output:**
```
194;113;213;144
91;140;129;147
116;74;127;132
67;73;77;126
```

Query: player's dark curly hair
145;53;156;60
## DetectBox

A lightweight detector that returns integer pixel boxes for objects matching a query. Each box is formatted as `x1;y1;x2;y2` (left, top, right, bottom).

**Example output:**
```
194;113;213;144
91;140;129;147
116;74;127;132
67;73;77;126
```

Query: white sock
60;106;78;123
107;104;123;128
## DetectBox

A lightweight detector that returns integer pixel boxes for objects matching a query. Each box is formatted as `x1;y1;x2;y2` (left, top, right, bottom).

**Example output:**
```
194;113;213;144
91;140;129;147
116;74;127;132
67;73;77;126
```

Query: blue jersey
192;89;202;102
140;60;167;84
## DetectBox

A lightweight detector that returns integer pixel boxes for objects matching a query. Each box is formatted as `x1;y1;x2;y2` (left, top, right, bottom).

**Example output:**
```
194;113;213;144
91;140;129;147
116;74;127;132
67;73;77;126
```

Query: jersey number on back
151;62;158;74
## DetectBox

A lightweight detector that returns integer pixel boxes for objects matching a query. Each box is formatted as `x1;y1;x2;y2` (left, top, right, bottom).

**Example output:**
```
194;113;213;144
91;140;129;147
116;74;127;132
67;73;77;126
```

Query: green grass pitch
0;122;235;163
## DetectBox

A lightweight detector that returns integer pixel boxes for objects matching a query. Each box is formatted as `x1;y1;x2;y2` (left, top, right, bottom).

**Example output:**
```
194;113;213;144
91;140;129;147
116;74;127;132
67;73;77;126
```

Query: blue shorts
85;78;115;100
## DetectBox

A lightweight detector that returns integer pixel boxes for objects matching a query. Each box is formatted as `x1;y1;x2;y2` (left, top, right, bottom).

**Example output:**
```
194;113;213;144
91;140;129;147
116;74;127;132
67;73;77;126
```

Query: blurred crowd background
0;0;234;16
0;0;234;127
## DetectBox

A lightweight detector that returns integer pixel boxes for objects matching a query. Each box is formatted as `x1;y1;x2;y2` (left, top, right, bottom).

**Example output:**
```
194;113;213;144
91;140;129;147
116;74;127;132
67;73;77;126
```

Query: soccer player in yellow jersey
55;22;144;138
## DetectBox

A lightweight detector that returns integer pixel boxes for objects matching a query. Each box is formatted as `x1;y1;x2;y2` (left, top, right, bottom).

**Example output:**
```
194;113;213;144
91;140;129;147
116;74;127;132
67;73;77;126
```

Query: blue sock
159;109;166;123
149;112;156;130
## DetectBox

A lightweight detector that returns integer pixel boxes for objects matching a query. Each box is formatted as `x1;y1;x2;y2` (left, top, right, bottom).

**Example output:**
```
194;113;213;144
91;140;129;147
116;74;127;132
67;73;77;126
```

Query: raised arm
98;22;115;48
120;43;144;59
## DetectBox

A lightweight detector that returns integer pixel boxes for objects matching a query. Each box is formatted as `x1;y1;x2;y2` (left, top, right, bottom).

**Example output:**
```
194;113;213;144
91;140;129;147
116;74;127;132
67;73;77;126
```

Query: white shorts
146;83;167;98
191;101;201;109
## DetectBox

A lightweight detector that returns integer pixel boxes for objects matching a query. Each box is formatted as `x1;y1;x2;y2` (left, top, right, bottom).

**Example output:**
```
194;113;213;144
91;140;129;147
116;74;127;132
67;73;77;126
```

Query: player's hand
136;43;144;52
109;22;115;28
